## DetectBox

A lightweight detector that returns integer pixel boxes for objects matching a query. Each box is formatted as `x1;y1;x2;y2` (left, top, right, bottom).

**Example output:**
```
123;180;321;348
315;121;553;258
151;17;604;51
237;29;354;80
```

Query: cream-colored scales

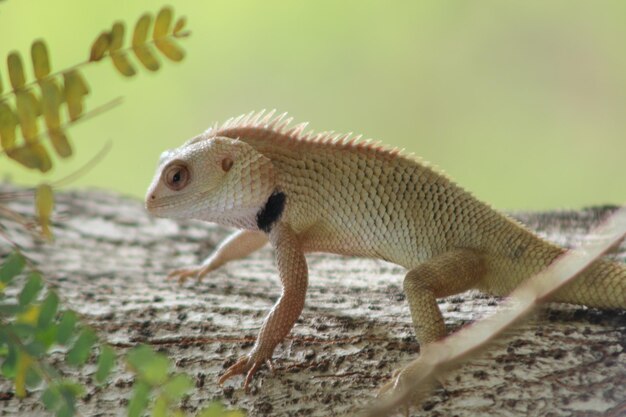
146;110;626;391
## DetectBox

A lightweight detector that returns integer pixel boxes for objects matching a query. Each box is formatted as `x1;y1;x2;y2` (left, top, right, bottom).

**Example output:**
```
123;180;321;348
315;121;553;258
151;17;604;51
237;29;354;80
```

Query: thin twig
0;191;35;201
51;140;113;188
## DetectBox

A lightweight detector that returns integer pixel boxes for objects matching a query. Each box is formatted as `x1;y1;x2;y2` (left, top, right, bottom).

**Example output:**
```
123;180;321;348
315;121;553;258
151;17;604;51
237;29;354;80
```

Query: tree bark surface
1;186;624;417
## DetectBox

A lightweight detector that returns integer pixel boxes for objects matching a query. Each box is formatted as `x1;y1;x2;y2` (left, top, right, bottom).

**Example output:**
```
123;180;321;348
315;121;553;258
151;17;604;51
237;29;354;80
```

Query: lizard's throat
189;190;286;232
193;206;260;229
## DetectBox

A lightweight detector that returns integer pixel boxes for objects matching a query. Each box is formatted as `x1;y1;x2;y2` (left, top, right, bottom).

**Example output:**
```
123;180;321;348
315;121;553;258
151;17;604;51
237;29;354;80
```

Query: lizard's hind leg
402;249;486;345
378;249;486;398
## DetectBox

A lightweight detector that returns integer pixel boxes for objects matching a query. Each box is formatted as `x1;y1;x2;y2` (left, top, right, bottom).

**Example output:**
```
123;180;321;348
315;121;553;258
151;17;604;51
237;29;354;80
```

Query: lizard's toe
218;355;267;393
167;268;199;284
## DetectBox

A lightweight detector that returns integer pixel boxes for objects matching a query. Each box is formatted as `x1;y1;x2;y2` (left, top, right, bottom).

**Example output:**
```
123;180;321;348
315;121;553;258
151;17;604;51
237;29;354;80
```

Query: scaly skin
145;110;626;391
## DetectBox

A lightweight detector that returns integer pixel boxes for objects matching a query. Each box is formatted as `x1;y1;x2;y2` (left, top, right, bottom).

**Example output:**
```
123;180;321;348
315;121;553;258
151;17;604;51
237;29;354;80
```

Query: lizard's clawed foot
166;264;214;284
218;355;274;393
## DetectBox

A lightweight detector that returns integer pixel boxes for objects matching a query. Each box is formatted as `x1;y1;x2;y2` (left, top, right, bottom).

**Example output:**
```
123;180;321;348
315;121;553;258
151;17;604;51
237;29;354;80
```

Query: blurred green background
1;0;625;210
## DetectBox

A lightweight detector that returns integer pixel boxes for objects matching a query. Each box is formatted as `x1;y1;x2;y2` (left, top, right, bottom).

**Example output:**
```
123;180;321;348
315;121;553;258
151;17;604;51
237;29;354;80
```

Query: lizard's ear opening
221;157;234;172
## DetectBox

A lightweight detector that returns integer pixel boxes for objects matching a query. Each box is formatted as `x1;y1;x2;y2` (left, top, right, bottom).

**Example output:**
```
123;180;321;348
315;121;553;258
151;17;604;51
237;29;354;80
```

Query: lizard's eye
164;163;190;191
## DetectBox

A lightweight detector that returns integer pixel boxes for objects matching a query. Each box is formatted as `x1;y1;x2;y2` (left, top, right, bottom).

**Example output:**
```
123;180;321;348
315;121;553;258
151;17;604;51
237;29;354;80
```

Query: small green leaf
17;305;40;328
49;129;72;159
15;89;40;141
172;17;187;37
17;303;40;326
56;311;77;345
63;70;89;121
153;7;173;39
41;386;60;411
110;22;125;51
37;291;59;328
7;144;52;172
0;100;19;150
127;345;170;386
134;46;160;72
133;16;160;72
30;144;52;172
35;184;54;240
1;343;17;378
57;404;73;417
41;382;82;417
127;380;150;417
59;381;84;397
111;51;137;77
55;383;82;417
89;32;111;62
66;328;96;366
19;273;43;306
35;323;58;348
42;382;81;417
95;345;116;383
40;78;63;130
31;40;51;80
163;374;192;401
7;52;26;89
133;14;152;47
155;39;185;62
0;252;25;283
151;394;168;417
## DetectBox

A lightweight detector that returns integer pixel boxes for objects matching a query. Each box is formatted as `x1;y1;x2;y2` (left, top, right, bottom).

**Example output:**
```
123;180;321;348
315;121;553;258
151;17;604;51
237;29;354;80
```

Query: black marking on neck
256;191;286;233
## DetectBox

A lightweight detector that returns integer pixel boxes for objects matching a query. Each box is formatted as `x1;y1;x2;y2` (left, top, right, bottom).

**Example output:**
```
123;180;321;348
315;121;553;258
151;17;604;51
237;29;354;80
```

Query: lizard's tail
483;222;626;309
551;257;626;309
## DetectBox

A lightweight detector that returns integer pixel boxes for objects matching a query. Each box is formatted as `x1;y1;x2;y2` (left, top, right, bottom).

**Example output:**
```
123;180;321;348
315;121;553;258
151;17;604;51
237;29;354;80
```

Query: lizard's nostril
150;194;156;200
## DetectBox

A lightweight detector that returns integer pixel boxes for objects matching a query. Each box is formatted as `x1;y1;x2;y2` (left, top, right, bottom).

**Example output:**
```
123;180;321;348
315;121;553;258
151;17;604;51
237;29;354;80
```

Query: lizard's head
145;136;277;228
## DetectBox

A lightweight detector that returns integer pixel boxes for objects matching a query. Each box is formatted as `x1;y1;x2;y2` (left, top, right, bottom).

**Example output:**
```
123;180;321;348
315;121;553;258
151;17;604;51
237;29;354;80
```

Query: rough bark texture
0;185;624;417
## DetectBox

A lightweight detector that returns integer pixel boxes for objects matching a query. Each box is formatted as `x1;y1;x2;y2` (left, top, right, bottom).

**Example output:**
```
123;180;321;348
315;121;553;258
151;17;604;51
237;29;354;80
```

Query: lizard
145;109;626;391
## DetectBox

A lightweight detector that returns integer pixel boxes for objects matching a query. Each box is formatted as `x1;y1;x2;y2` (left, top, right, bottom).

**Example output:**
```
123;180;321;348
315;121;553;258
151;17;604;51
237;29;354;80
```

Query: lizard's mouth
144;183;211;217
145;198;170;217
144;193;190;217
145;187;222;220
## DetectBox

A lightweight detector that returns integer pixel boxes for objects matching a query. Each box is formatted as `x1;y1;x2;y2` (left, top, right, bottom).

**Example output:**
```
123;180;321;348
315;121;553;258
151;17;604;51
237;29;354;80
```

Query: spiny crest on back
186;110;407;159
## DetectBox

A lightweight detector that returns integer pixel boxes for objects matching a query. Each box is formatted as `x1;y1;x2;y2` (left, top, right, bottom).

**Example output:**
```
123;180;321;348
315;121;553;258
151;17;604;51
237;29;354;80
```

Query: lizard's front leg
168;229;268;283
219;222;308;391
